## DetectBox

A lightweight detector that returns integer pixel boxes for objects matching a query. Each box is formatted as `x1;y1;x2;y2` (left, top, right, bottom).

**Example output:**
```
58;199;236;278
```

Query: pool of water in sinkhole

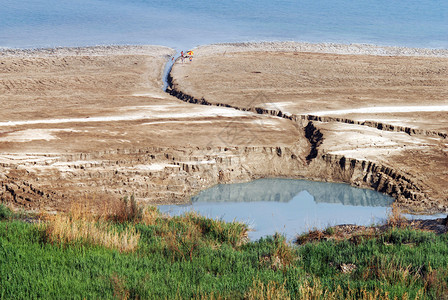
158;178;431;241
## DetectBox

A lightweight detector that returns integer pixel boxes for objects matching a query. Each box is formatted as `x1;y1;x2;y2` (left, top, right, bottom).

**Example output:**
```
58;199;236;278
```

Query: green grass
0;207;447;299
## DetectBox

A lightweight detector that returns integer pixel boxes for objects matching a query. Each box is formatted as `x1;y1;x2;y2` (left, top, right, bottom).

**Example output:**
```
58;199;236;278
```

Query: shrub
46;201;141;253
325;227;335;236
423;266;448;299
387;202;407;228
192;213;248;247
0;204;12;220
163;217;202;261
141;205;160;226
111;194;143;223
271;233;295;270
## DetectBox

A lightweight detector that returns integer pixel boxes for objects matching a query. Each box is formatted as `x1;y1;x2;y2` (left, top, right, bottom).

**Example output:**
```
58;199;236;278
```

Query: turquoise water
159;179;396;241
1;0;447;49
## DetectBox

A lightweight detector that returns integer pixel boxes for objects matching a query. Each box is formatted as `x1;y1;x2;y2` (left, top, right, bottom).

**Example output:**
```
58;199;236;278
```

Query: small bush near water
0;203;12;220
0;200;447;299
107;194;143;223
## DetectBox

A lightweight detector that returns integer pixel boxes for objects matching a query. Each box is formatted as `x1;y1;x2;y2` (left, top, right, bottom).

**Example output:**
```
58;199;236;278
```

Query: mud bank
168;81;447;139
0;45;308;211
168;45;448;213
0;145;308;211
1;44;447;214
167;81;444;213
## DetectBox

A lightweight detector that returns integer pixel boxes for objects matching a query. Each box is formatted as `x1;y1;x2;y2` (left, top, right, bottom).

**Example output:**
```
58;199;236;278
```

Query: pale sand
0;129;78;142
0;106;253;127
132;92;169;99
171;44;448;133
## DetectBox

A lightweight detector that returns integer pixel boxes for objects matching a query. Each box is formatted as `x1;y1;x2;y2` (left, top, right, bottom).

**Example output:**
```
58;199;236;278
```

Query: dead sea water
1;0;447;49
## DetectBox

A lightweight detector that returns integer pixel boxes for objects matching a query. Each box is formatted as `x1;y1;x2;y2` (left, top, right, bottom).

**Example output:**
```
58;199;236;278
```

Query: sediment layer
1;43;447;214
0;45;308;211
168;43;448;213
168;82;444;213
307;115;447;139
168;80;447;139
0;145;307;211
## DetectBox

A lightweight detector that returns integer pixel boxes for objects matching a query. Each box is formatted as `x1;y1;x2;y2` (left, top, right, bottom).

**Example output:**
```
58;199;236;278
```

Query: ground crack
307;114;447;139
304;121;324;162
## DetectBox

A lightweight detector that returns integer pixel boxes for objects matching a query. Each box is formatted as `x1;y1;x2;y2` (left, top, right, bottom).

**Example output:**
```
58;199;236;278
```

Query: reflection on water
191;178;393;207
159;179;394;241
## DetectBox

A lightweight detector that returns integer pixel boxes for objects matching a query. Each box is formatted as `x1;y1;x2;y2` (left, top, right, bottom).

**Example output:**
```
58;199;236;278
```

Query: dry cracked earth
1;43;447;214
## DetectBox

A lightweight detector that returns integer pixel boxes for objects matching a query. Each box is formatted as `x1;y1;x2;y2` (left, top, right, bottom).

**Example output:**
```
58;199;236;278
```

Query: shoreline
2;41;448;58
195;41;448;57
0;44;174;57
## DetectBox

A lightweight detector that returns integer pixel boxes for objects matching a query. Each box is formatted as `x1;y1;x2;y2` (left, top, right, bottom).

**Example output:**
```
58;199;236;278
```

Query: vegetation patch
0;200;447;299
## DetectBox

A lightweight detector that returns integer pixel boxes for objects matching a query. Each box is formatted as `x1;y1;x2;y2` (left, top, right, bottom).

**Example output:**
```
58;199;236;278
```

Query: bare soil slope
169;43;448;212
0;46;306;211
